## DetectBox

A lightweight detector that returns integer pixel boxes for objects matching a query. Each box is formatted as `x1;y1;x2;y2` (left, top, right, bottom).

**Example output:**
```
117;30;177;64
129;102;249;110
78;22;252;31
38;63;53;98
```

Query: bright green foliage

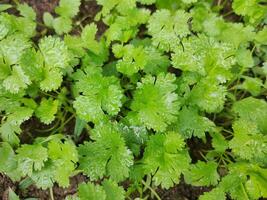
47;139;78;187
129;73;179;132
200;188;225;200
78;179;125;200
81;23;101;54
120;125;148;156
229;120;267;164
38;36;70;91
202;163;267;200
175;106;215;138
35;98;59;124
172;34;235;80
239;76;263;96
17;4;36;20
78;123;133;182
255;27;267;45
189;78;227;113
19;48;43;81
0;96;34;146
211;132;228;153
39;36;70;69
184;161;219;186
232;97;267;133
112;44;148;76
73;67;123;123
102;179;125;200
0;142;21;181
0;122;21;147
0;136;79;189
141;132;190;188
232;0;267;24
55;0;81;18
96;0;136;17
3;65;31;93
148;9;191;51
43;0;81;34
8;188;19;200
16;144;48;176
78;182;106;200
0;34;31;66
104;8;150;44
0;0;267;199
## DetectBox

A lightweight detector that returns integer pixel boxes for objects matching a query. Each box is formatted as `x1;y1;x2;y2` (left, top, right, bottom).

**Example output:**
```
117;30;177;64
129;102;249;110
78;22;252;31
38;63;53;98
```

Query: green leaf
78;123;133;182
129;73;179;132
255;27;267;45
0;4;12;12
236;48;254;69
17;3;36;20
113;44;148;76
184;161;219;186
8;188;20;200
30;162;54;189
142;132;190;188
0;34;31;65
0;142;21;181
3;65;31;93
104;8;150;44
40;68;63;92
189;78;227;113
102;179;125;200
78;180;125;200
19;48;43;81
175;106;215;138
73;67;123;123
43;12;54;27
199;188;225;200
239;76;263;96
55;0;81;18
38;36;70;69
0;122;21;147
35;98;59;125
148;9;191;51
48;139;78;187
232;97;267;133
172;34;235;79
232;0;266;24
52;17;72;35
120;124;148;157
81;23;100;54
78;182;106;200
16;144;48;176
74;95;103;122
7;106;33;125
211;132;228;153
229;120;267;164
96;0;136;17
74;117;86;139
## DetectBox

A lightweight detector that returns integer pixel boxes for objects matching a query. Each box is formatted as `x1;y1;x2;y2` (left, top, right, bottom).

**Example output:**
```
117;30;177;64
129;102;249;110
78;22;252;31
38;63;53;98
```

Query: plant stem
12;0;19;5
141;180;161;200
49;188;54;200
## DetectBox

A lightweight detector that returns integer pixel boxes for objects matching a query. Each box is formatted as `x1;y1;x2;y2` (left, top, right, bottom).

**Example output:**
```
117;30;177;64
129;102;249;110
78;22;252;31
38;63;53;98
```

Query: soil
0;0;226;199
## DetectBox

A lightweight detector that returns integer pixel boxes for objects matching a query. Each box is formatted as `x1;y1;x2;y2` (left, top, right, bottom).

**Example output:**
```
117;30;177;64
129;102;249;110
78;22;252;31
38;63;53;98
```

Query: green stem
12;0;19;5
141;180;161;200
53;114;75;133
49;188;54;200
35;119;61;133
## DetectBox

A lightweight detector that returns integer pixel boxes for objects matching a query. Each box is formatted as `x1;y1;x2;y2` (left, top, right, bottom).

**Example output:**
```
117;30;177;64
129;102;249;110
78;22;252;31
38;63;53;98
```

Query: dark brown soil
157;179;211;200
0;173;87;200
21;0;59;21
